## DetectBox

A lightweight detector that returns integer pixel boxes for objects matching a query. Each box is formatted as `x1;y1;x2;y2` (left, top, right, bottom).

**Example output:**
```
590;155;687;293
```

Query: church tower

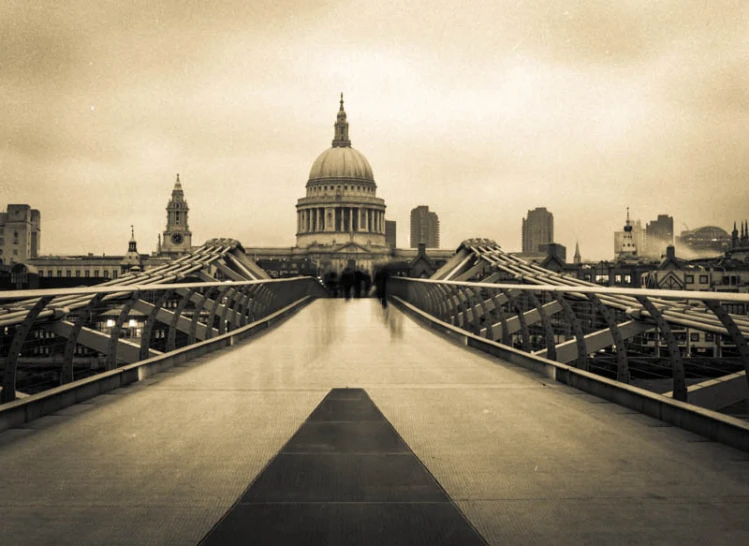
616;207;638;262
161;174;192;255
573;241;582;265
120;226;144;273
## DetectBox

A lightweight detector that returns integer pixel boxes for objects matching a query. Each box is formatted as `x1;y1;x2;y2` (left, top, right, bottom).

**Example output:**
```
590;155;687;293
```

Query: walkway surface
1;299;749;545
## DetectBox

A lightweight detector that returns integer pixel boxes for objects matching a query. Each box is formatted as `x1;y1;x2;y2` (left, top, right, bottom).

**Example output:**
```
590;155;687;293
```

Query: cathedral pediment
332;241;373;254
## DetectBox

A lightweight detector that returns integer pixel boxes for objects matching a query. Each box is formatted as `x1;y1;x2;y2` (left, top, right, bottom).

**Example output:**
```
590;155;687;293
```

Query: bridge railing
390;277;749;410
0;277;326;403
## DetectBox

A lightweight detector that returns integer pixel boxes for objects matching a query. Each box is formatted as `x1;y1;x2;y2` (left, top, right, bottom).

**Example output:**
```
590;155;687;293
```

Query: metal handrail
390;276;749;406
0;277;327;403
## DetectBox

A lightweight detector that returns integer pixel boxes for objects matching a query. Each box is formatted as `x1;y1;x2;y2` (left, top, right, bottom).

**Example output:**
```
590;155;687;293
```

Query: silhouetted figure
374;266;390;308
340;266;355;300
362;272;372;296
323;271;339;297
353;269;364;298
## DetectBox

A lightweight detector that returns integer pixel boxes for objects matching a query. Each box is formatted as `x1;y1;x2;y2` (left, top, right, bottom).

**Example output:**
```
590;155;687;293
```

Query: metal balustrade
0;278;327;403
0;239;328;404
389;277;749;410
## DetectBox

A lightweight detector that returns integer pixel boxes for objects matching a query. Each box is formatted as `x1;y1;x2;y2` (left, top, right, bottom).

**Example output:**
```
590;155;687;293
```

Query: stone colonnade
297;207;385;234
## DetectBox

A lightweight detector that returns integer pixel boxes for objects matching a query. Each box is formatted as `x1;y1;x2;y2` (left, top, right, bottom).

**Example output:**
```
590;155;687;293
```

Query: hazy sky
2;0;748;260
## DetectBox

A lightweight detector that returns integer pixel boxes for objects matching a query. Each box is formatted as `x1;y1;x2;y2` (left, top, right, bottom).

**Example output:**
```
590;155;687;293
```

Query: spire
624;206;632;232
128;225;137;253
169;173;185;204
121;225;143;271
573;241;582;265
332;93;351;148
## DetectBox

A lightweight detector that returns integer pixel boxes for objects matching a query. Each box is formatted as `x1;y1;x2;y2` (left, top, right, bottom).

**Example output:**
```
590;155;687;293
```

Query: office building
410;206;440;248
385;220;396;249
521;207;553;253
645;214;674;258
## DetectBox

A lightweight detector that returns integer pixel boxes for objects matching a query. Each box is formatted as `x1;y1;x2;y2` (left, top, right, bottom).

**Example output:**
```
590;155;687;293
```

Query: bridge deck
1;299;749;545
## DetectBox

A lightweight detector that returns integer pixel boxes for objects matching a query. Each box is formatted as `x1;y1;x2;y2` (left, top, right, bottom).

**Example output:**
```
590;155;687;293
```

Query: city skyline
2;1;747;260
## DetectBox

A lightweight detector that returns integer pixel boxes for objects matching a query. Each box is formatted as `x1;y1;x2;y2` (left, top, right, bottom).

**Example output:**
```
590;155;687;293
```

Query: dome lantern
332;92;351;148
307;95;375;182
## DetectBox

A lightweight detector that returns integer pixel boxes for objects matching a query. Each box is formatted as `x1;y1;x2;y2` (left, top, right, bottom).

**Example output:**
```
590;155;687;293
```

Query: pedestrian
373;266;390;308
340;265;355;300
353;269;364;298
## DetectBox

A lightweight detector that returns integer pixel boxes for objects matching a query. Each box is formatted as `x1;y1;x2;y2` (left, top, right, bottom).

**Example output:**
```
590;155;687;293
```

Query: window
93;270;99;277
103;270;109;278
176;211;180;225
57;270;62;277
699;275;708;284
85;270;90;277
66;270;71;277
690;333;700;342
47;270;53;277
75;270;81;277
685;275;694;283
13;249;18;255
13;231;18;244
705;333;715;342
112;270;118;279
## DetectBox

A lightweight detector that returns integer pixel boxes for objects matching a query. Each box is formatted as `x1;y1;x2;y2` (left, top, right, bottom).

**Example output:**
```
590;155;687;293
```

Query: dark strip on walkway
199;388;487;545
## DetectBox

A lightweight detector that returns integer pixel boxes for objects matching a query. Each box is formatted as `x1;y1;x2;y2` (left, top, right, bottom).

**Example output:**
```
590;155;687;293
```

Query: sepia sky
2;0;748;260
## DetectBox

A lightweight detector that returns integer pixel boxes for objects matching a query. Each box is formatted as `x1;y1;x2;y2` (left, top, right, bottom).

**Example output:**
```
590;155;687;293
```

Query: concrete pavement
1;299;748;545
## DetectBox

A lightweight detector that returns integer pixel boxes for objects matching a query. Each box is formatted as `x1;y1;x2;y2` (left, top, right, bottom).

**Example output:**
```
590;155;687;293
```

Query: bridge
2;239;749;545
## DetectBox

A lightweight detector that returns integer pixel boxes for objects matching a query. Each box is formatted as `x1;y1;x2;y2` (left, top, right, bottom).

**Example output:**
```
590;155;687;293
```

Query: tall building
645;214;674;258
521;207;553;252
0;204;41;265
160;174;192;256
385;220;396;249
410;206;440;248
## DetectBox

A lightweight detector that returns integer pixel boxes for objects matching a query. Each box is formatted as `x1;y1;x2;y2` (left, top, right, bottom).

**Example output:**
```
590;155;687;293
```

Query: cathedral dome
307;94;375;184
296;94;387;253
308;146;374;181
